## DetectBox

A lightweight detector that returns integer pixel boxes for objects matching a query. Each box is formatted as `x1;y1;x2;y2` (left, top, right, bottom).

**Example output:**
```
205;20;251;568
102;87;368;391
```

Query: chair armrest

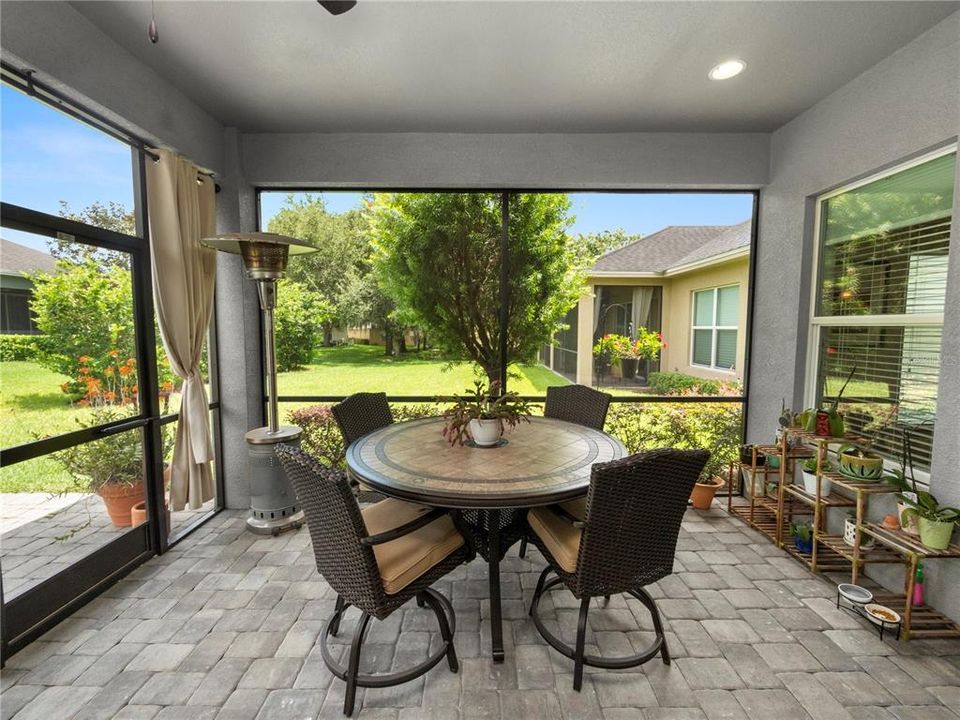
360;508;448;545
547;503;586;529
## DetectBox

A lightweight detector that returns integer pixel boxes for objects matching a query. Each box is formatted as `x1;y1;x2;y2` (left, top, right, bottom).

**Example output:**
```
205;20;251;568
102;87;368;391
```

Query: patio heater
201;232;318;535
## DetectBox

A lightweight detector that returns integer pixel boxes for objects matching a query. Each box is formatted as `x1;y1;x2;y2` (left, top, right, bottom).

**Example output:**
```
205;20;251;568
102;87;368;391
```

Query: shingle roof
1;238;58;276
590;220;751;275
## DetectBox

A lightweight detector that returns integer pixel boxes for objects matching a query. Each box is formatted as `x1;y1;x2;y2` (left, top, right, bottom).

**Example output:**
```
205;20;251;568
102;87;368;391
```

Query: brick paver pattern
2;506;959;719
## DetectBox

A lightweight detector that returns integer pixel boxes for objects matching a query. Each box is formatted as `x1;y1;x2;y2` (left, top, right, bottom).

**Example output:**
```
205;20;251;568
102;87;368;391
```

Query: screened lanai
1;2;959;719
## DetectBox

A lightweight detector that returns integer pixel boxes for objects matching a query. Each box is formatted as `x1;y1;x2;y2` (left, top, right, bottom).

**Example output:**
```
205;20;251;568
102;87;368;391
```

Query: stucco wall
748;11;960;622
663;257;750;381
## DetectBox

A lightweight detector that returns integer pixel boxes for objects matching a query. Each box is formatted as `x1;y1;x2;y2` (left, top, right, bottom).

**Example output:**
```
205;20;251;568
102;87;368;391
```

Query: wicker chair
526;448;709;691
518;384;612;558
332;392;394;503
276;444;471;716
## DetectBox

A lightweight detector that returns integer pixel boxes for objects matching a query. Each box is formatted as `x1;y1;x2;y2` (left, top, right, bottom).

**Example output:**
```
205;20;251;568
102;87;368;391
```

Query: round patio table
346;415;626;662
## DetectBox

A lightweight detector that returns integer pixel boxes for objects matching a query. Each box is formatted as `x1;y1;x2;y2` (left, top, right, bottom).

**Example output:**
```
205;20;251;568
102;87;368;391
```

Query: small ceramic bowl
838;583;873;606
864;603;901;625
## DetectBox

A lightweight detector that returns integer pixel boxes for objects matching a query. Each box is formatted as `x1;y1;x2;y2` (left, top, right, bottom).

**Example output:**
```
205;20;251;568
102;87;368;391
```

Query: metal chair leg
330;595;346;636
344;611;372;716
529;566;552;616
573;596;590;691
519;537;528;558
632;586;670;665
421;591;459;673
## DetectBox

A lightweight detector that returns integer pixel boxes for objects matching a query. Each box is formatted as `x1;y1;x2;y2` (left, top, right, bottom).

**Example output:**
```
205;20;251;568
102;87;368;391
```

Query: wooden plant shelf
816;534;904;566
729;499;780;544
860;523;960;559
783;484;856;508
783;538;852;573
826;473;899;496
869;590;960;639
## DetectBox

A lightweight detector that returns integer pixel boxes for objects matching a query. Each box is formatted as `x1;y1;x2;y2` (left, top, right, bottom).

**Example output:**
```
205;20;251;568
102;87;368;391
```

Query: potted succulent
900;492;959;551
441;380;537;447
837;444;884;481
53;407;145;527
800;457;834;496
791;520;814;554
690;455;728;510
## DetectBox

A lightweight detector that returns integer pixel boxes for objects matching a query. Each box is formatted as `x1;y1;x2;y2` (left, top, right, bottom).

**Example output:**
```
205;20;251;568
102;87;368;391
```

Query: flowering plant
592;334;629;363
624;327;665;361
62;351;139;407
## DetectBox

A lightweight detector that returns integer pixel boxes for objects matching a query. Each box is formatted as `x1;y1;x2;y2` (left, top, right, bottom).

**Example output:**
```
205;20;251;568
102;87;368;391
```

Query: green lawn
277;344;570;397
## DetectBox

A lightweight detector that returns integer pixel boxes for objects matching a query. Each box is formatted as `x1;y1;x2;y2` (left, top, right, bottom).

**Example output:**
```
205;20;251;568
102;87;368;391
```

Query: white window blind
692;285;739;371
810;150;955;471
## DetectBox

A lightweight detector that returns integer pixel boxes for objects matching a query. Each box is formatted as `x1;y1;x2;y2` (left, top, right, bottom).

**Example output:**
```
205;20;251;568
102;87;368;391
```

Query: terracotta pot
130;501;171;532
97;481;145;528
690;476;725;510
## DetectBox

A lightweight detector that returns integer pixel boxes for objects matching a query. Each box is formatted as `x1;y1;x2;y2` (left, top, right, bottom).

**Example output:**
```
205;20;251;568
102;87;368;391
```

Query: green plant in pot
800;457;834;496
884;422;930;536
690;453;727;510
790;520;814;554
52;407;146;528
802;366;856;437
837;444;884;481
899;492;959;551
441;380;537;447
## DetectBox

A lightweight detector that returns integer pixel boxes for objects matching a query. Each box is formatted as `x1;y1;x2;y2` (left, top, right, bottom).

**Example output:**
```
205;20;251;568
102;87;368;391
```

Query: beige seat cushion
527;505;583;573
361;498;464;595
558;495;587;522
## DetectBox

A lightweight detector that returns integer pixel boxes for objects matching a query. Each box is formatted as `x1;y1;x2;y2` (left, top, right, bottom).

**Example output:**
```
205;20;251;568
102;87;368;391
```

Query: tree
369;193;581;384
274;278;334;371
53;201;136;269
569;228;638;269
266;195;367;345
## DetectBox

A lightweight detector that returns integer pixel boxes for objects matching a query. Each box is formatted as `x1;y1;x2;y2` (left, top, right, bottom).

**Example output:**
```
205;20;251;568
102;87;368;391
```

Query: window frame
803;144;956;481
690;283;740;373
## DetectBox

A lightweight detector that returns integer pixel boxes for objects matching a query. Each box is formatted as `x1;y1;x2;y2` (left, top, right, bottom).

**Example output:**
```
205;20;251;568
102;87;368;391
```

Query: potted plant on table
800;457;834;496
441;380;537;447
900;493;959;551
53;407;145;527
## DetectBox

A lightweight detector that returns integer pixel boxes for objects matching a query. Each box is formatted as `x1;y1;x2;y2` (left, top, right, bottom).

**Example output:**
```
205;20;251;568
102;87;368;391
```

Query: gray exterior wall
747;12;960;621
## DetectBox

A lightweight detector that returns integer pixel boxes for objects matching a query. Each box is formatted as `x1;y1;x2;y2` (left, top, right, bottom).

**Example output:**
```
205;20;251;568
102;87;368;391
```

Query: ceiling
71;1;959;134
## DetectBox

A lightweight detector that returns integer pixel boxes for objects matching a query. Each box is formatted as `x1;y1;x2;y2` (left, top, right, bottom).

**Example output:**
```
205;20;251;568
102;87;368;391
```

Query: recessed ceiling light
709;60;746;81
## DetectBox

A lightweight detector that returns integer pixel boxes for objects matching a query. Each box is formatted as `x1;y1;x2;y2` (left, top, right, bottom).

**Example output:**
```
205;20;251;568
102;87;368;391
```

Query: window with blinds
691;285;739;371
811;150;955;472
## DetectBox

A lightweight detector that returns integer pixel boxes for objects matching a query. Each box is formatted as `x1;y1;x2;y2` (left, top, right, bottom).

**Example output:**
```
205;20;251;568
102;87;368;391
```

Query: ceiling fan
318;1;357;15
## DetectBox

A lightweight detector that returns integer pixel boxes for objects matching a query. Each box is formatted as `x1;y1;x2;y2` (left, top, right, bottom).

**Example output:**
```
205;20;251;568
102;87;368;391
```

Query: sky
2;82;753;252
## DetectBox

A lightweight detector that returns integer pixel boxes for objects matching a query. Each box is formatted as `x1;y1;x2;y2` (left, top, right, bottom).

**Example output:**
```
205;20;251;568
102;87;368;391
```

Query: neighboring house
542;220;751;386
1;238;58;334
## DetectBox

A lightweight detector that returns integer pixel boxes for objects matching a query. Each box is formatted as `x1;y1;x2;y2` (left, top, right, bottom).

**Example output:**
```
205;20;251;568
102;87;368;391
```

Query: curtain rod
2;63;219;191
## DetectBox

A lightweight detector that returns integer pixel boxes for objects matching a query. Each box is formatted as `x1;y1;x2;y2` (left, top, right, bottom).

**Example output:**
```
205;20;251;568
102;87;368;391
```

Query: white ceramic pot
469;418;502;447
801;470;832;497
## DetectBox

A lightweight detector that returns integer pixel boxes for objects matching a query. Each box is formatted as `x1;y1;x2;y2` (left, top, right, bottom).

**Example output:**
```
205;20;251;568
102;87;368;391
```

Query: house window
691;285;739;371
808;148;955;472
1;289;37;334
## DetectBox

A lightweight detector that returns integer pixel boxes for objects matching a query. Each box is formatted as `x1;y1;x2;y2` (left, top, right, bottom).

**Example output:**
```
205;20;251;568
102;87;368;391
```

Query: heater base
246;510;305;536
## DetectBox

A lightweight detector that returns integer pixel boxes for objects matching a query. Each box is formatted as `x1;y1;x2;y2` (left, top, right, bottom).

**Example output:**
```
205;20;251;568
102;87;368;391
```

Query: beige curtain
146;149;217;511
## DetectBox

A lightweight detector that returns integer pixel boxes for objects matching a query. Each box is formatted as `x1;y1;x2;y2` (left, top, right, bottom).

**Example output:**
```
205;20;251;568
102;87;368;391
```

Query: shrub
0;334;41;362
275;278;334;372
288;402;438;468
647;371;722;396
605;401;743;480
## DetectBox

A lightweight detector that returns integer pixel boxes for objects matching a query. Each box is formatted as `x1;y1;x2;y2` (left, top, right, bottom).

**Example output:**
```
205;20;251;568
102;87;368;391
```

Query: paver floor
2;505;958;719
1;493;214;598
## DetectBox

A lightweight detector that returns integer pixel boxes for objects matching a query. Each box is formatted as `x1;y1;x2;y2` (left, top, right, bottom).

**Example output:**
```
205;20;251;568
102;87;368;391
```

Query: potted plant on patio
899;492;959;551
690;455;728;510
791;520;814;554
592;334;621;382
629;327;664;383
441;380;537;447
837;444;884;481
53;407;145;527
800;457;834;496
